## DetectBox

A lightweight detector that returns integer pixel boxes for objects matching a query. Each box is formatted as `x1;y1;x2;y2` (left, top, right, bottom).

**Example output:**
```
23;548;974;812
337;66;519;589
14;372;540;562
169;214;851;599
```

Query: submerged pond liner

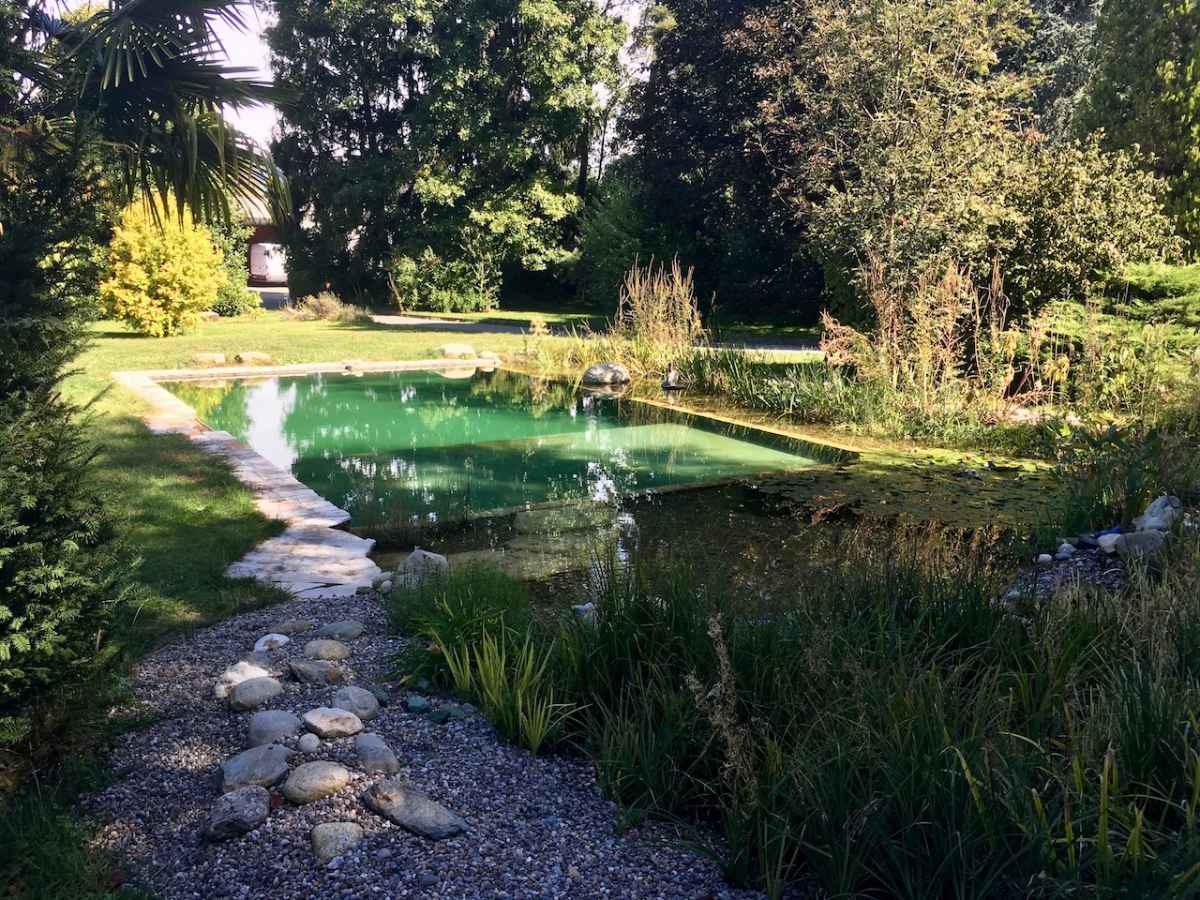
163;368;853;527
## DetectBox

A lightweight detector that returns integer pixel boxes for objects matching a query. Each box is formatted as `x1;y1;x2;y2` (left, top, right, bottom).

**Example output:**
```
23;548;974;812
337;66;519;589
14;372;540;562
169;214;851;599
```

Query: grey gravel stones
362;780;468;839
332;685;380;721
281;761;351;805
354;733;399;775
304;639;350;661
246;709;303;747
213;661;268;700
204;786;269;841
227;676;282;711
288;659;344;685
219;743;292;793
316;620;364;640
310;822;364;863
302;706;363;738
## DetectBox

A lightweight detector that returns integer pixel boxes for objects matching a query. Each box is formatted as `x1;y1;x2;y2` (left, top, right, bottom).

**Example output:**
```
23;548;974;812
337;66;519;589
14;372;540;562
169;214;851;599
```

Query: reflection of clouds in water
245;380;298;470
587;461;619;502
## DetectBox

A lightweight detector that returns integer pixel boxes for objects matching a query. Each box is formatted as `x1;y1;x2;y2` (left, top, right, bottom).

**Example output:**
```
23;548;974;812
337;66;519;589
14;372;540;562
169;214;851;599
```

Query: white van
249;242;288;284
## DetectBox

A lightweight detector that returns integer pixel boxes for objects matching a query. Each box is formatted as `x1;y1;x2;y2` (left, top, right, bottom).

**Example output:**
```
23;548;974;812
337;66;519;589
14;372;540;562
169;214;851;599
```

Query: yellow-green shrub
100;200;227;336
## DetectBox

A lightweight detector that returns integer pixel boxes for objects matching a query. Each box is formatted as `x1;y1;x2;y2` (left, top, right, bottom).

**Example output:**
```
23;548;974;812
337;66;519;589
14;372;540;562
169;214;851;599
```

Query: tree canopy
268;0;624;306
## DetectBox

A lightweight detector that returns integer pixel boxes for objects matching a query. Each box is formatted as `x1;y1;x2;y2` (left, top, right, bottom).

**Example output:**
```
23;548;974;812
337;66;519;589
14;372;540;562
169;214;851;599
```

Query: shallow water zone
164;368;848;527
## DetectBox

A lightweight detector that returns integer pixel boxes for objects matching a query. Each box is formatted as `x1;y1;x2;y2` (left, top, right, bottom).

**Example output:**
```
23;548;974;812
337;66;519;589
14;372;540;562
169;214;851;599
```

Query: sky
213;8;278;147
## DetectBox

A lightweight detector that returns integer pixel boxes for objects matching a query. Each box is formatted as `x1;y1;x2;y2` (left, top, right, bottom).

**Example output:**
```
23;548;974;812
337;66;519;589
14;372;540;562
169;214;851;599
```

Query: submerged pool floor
165;368;845;524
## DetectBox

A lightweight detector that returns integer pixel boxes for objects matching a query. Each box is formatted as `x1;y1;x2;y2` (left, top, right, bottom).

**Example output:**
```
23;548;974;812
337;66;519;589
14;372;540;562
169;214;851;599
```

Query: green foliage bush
100;199;227;336
1111;262;1200;330
281;291;370;322
575;163;643;307
389;248;498;313
0;381;126;754
209;217;261;318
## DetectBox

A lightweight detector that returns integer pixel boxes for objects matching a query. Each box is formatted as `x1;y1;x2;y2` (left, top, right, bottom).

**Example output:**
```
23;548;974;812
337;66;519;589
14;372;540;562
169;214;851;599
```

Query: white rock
1133;495;1183;532
379;579;393;594
1036;553;1053;565
303;706;364;739
254;633;290;652
213;661;270;700
1055;542;1076;561
1098;533;1123;554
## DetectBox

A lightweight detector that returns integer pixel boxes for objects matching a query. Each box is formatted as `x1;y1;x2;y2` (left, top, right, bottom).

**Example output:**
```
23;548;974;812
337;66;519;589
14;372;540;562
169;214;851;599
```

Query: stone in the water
311;822;364;863
214;661;269;700
407;695;431;715
362;781;469;839
332;686;380;721
228;676;282;712
273;618;316;635
437;342;476;359
355;733;400;775
219;743;293;793
316;620;364;640
247;710;303;748
581;361;631;385
282;761;351;805
289;659;344;685
304;639;350;661
303;706;364;738
205;786;269;841
254;633;290;652
297;733;322;754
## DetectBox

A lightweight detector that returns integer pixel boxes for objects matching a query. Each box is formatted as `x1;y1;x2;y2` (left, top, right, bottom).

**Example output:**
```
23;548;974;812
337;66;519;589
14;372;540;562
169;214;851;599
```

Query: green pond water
165;368;849;526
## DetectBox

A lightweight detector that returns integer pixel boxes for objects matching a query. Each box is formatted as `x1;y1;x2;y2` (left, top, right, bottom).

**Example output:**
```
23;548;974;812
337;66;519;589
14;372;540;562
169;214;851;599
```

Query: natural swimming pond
165;368;849;526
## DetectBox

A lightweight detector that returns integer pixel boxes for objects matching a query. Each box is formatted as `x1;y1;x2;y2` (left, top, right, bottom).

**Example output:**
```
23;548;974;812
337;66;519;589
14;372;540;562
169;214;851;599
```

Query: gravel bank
85;592;762;900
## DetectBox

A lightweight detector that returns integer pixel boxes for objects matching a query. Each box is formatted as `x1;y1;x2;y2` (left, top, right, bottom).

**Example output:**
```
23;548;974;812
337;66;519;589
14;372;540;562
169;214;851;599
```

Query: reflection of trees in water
470;370;578;419
168;380;254;437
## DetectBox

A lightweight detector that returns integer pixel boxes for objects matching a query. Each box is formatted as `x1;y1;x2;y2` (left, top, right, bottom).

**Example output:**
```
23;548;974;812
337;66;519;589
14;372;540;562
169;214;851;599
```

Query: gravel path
85;591;761;900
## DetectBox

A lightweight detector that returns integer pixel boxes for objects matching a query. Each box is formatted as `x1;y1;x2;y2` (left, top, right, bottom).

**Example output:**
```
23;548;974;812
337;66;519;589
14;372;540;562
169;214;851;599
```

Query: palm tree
4;0;287;224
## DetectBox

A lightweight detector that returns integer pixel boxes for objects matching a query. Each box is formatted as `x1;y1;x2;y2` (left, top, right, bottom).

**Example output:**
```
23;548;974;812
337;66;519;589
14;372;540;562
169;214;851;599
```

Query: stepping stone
228;676;283;712
362;781;468;839
289;660;344;686
302;707;364;739
214;661;269;700
304;639;350;661
205;786;270;842
316;620;364;640
332;686;380;722
247;710;303;748
282;761;351;805
272;619;316;635
311;822;364;863
355;733;399;775
219;744;293;793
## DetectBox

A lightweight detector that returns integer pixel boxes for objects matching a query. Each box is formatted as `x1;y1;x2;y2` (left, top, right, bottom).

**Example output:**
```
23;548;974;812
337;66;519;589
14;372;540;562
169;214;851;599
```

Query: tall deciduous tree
1079;0;1200;254
626;0;820;321
267;0;624;307
742;0;1178;320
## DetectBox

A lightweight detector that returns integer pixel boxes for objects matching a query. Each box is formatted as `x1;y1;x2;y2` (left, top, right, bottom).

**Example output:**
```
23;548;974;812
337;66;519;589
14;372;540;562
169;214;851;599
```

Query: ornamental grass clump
385;525;1200;898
